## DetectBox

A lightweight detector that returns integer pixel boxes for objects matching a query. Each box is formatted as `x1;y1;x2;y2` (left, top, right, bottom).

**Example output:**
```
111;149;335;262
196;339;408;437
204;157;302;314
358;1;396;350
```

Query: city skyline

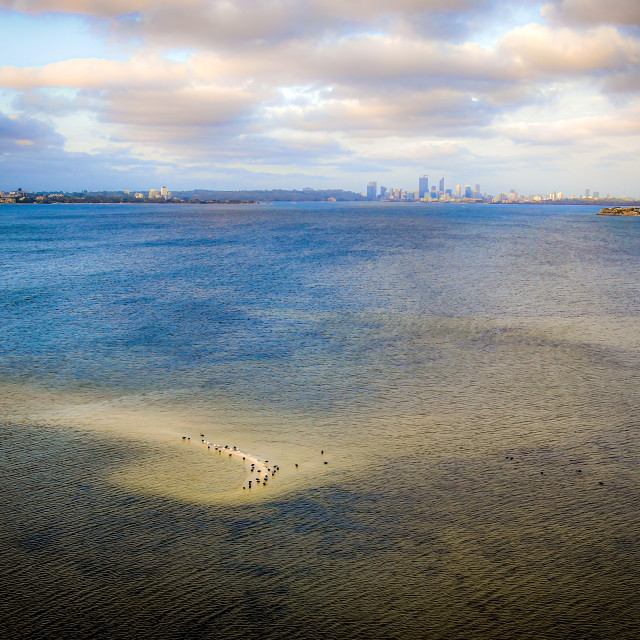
364;173;622;202
1;2;640;196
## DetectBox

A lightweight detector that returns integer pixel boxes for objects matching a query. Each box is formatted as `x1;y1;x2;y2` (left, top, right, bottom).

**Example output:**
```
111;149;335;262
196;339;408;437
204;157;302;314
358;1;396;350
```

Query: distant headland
598;207;640;216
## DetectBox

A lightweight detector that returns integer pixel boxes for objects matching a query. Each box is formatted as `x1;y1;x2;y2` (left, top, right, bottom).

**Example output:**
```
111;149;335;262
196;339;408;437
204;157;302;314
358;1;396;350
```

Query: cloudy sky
1;0;639;195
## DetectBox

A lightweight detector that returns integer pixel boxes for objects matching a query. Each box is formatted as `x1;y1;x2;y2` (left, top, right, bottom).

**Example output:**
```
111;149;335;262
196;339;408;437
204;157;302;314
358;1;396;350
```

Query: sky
1;0;639;196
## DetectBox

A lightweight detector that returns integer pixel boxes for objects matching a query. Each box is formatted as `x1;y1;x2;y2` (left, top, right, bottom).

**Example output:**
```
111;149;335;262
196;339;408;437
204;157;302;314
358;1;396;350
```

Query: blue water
1;202;639;639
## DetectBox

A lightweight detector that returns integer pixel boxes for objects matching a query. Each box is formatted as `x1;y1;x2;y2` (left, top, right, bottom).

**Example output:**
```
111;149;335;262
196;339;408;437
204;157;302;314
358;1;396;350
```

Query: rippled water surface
1;202;639;639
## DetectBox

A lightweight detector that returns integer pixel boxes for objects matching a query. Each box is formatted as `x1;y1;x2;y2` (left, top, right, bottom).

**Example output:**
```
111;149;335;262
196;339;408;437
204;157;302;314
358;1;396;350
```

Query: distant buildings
0;188;29;203
363;174;616;204
148;186;172;200
418;175;429;199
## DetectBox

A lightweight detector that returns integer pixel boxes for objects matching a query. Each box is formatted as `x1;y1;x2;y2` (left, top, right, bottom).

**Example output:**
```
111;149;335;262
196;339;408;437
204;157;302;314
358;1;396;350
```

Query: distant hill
173;189;366;202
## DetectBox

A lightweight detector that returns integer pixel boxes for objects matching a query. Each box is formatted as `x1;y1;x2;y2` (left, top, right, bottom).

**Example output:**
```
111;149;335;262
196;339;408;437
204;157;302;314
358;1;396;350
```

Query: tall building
418;175;429;199
438;177;445;194
161;186;169;198
366;181;377;199
379;186;387;199
455;184;461;198
464;185;472;198
474;184;480;198
149;188;159;199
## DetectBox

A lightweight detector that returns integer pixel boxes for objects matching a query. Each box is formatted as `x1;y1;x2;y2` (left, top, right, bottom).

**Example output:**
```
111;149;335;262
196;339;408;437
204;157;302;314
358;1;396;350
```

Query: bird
295;464;298;468
321;450;324;455
324;461;328;465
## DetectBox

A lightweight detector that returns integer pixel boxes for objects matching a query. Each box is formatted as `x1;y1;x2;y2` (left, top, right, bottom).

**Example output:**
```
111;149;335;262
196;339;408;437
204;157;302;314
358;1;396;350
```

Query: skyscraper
438;177;445;194
455;184;461;198
464;185;472;198
367;181;377;199
418;175;429;199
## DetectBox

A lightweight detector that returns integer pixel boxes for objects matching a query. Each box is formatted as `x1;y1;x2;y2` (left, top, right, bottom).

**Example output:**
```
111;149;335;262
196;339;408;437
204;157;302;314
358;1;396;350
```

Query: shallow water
1;202;639;639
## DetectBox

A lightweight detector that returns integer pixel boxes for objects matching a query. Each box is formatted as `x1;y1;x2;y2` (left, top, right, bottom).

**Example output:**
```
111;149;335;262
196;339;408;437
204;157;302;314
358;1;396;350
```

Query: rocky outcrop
598;207;640;216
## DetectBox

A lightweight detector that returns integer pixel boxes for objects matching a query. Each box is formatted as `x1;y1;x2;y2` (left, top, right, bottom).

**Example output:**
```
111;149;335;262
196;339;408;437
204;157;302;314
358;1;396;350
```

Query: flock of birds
181;434;329;491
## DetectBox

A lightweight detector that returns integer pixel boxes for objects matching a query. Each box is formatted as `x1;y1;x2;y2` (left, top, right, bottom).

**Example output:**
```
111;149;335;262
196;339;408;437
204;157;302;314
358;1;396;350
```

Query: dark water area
1;202;639;639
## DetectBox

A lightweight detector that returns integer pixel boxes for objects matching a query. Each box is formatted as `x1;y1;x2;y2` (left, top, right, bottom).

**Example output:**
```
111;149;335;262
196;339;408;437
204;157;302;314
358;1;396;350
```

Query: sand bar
189;438;280;490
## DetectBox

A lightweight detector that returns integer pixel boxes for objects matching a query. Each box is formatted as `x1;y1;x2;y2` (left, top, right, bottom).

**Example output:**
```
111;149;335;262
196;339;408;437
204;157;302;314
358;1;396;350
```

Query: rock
598;207;640;216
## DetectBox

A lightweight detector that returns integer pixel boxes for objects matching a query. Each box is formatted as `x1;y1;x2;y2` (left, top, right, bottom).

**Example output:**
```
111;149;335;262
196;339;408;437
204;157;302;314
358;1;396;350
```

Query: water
1;202;639;639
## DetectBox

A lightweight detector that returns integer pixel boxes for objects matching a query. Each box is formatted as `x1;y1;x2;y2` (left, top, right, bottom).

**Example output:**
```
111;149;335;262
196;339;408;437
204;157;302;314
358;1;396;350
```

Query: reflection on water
1;202;639;638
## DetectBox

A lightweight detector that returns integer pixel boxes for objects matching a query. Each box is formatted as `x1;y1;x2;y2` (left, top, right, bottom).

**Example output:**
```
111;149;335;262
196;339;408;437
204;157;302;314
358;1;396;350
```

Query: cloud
498;106;640;145
1;0;508;55
0;55;187;90
542;0;640;26
496;23;640;76
0;110;64;149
